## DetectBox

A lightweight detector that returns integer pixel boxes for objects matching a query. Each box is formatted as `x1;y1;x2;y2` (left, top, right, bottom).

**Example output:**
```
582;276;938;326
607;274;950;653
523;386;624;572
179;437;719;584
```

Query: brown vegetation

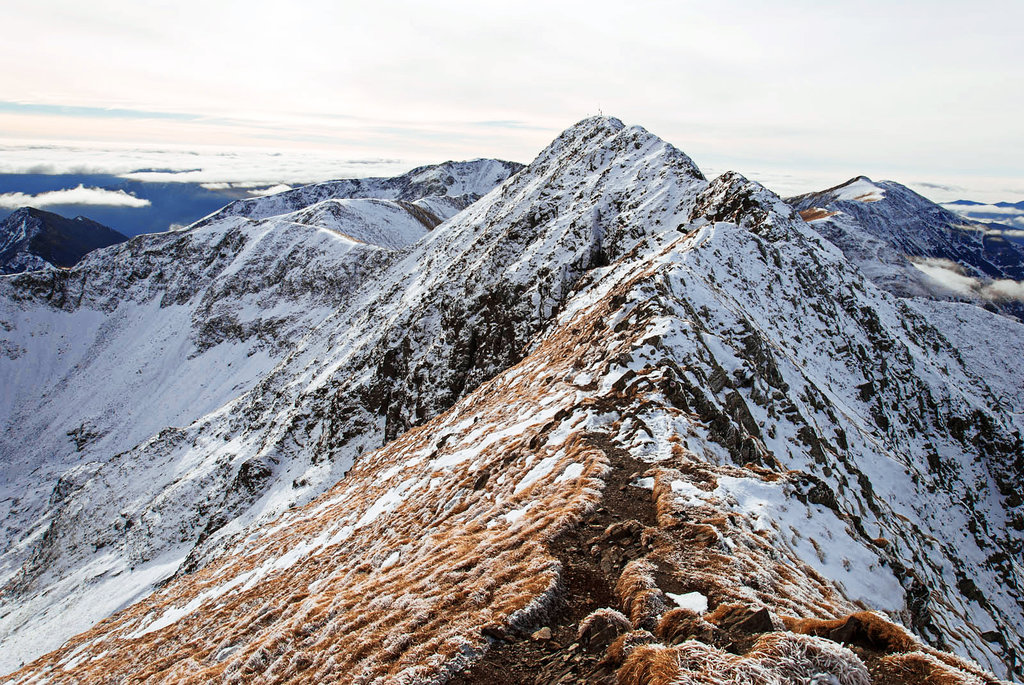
798;207;840;222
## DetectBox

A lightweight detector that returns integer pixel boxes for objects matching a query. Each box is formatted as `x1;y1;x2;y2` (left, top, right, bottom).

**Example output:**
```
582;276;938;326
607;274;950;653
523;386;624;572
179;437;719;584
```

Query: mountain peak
529;116;704;187
572;113;625;130
0;207;127;274
201;158;523;227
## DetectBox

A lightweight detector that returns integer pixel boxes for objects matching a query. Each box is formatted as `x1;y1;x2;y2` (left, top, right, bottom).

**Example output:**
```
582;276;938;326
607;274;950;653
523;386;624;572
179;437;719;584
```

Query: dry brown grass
875;651;988;684
784;610;919;653
654;608;717;645
616;643;681;685
579;607;633;652
798;207;839;222
604;630;659;667
613;633;872;685
616;559;669;629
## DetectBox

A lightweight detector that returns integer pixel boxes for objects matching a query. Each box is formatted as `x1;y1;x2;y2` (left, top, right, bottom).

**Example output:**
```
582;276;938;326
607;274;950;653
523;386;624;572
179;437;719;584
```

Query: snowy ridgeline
1;118;1022;682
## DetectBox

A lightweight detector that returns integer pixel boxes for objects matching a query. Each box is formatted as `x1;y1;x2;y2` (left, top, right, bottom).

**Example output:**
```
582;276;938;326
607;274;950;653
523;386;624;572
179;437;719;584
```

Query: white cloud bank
911;258;1024;302
0;142;414;187
0;184;150;210
247;184;292;197
941;203;1024;230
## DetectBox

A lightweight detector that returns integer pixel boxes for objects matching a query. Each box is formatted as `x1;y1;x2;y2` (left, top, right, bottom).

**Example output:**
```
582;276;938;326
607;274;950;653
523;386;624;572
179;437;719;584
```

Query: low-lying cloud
911;257;1024;302
0;185;151;210
0;143;413;186
247;184;292;197
941;203;1024;230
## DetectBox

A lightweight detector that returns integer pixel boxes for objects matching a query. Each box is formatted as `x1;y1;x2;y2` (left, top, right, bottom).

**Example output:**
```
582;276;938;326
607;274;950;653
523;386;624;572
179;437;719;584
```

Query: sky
0;0;1022;202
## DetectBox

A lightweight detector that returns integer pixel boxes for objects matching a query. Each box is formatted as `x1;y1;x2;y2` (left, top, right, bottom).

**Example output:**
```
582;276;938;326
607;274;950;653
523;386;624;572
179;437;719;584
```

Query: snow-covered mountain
0;158;521;672
788;177;1024;320
201;159;524;227
0;207;127;274
2;120;1022;684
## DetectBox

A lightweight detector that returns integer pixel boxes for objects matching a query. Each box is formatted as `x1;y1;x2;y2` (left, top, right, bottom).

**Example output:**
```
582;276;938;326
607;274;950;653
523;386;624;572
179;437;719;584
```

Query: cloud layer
911;258;1024;301
941;203;1024;229
0;184;150;210
0;143;414;186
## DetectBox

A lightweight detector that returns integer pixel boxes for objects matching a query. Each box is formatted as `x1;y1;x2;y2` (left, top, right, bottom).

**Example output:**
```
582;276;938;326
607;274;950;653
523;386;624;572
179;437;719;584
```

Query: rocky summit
1;117;1021;684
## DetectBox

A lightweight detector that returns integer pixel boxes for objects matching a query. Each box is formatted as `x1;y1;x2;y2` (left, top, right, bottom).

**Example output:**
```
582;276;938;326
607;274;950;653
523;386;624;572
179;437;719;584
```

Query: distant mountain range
1;119;1021;684
0;207;127;274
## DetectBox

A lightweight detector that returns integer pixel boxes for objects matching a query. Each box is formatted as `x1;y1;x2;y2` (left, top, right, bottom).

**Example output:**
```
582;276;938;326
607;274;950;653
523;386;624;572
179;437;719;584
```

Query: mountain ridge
1;118;1022;683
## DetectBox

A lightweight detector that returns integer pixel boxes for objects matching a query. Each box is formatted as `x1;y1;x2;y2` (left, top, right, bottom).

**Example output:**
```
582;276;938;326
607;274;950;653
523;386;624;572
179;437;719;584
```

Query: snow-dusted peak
833;176;885;202
276;198;439;250
530;116;703;185
403;158;521;197
201;158;522;226
787;176;1024;319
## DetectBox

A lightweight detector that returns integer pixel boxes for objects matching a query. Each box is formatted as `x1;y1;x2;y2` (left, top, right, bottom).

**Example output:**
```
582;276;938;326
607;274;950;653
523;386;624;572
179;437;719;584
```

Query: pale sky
1;0;1021;200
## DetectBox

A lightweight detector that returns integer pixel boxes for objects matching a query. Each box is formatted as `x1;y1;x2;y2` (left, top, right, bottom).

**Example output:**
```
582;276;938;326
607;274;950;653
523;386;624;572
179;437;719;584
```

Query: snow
554;462;585;483
490;502;536;527
687;476;906;611
833;178;885;203
515;455;560;494
667;591;708;613
355;479;423;529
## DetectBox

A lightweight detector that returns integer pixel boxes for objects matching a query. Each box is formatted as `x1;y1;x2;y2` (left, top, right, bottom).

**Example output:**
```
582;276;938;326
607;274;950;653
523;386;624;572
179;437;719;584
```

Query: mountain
2;121;1022;684
0;207;128;274
0;158;521;672
787;177;1024;321
201;159;525;227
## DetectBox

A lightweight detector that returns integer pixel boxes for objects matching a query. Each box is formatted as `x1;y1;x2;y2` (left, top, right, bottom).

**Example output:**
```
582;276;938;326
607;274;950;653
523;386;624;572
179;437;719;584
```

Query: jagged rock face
787;177;1024;321
2;120;1023;683
0;207;127;274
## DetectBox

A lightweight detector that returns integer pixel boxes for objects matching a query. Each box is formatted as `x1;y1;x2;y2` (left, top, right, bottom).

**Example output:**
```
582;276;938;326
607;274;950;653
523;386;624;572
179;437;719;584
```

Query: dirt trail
451;435;656;685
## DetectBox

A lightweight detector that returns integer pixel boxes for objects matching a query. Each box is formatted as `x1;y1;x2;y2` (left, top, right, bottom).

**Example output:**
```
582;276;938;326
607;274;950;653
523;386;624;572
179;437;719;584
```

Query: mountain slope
0;159;521;672
3;121;1023;683
0;207;128;274
0;119;706;673
788;177;1024;320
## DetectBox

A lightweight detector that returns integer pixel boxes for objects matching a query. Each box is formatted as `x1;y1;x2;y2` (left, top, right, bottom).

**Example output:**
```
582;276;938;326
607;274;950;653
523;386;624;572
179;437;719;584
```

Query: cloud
247;184;292;197
910;258;1024;302
987;279;1024;300
941;203;1024;230
0;185;150;210
942;203;1024;217
0;143;416;186
914;182;964;193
